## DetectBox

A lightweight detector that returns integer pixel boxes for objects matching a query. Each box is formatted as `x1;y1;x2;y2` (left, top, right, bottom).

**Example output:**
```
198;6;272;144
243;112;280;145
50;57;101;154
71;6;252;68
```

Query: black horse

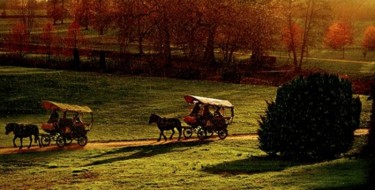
5;123;42;149
148;114;182;141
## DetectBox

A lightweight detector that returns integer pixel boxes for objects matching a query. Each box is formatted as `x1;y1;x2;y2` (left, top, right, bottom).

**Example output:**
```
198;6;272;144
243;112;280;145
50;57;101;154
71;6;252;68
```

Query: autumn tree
47;0;68;25
17;0;38;34
91;0;112;35
245;1;279;66
281;23;303;63
147;0;176;65
197;0;237;66
5;22;29;57
324;21;353;59
279;0;332;73
363;25;375;51
40;22;56;60
171;0;203;62
66;21;84;69
71;0;92;30
214;1;245;63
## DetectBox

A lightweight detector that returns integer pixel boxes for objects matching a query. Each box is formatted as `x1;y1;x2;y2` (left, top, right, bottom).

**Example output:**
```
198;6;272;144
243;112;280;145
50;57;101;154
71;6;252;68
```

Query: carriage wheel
56;135;65;148
77;135;88;146
218;129;228;140
65;137;73;145
206;130;214;138
183;128;193;138
197;128;206;141
41;134;51;146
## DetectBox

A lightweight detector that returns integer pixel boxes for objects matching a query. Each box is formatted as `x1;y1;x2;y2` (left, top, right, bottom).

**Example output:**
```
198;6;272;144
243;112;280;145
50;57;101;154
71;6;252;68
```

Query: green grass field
0;65;373;189
0;66;279;145
0;137;370;189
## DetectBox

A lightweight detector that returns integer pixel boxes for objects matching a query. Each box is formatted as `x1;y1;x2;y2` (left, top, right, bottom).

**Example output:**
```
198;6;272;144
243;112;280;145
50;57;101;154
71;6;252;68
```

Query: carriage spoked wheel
77;135;88;146
183;128;193;138
218;129;228;140
41;134;51;146
56;135;66;148
197;128;206;141
65;137;73;145
206;129;214;138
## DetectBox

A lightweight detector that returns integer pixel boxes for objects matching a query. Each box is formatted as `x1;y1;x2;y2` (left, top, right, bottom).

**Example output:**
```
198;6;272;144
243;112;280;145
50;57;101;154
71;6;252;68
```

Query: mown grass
0;66;372;146
0;66;373;189
0;66;278;145
0;137;370;189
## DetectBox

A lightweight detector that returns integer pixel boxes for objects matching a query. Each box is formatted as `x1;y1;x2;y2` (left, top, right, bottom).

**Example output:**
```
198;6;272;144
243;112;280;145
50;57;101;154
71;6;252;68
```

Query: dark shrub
258;73;361;161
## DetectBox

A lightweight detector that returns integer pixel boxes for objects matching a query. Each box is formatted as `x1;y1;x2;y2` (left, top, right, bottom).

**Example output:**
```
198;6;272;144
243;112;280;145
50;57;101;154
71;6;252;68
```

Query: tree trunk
203;26;216;67
73;48;80;70
99;50;106;71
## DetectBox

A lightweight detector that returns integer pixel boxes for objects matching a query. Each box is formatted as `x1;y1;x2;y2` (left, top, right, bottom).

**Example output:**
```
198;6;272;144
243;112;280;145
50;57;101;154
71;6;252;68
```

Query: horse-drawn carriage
182;95;234;140
40;100;94;147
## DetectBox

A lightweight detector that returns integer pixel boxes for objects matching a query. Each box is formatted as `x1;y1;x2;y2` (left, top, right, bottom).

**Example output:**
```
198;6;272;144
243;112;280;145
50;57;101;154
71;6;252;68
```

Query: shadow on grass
85;140;211;166
203;155;305;175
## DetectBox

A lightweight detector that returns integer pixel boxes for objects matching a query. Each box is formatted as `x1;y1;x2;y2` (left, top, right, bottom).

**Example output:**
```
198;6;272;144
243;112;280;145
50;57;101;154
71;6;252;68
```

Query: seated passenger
72;112;84;129
214;106;223;117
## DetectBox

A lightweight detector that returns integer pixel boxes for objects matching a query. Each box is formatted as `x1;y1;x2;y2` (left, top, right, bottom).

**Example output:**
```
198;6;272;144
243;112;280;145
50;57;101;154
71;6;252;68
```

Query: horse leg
12;136;17;147
19;137;23;149
169;128;175;140
177;127;182;141
157;130;162;142
28;135;32;149
34;133;41;147
161;130;167;141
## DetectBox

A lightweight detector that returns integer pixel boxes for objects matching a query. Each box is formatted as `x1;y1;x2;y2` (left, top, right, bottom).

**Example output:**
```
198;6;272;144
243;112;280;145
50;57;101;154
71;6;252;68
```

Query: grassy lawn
0;66;278;145
0;137;370;189
0;66;373;189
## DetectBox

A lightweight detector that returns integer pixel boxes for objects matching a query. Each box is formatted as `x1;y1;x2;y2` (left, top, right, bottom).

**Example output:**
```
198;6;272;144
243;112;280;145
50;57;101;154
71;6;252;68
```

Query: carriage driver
48;108;59;124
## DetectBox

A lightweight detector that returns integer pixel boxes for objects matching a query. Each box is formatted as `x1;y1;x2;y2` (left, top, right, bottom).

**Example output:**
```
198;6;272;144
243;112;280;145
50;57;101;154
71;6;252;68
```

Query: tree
245;1;279;66
281;23;303;63
5;22;29;57
71;0;92;30
91;0;112;35
258;74;361;161
198;0;237;66
363;25;375;51
215;1;248;64
324;21;353;59
279;0;332;73
47;0;68;25
66;21;84;69
17;0;38;34
40;22;56;60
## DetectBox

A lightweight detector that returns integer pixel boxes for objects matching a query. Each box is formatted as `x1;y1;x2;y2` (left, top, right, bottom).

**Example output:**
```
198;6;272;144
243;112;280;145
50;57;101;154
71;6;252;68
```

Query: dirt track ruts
0;129;369;155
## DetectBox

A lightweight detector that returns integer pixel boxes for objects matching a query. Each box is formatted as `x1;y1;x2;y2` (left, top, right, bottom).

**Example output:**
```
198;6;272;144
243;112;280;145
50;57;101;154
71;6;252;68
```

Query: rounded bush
258;73;361;161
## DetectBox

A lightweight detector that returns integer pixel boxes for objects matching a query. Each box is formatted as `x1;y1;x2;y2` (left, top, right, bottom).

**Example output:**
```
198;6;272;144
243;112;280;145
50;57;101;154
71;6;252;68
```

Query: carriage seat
184;115;197;125
41;123;55;132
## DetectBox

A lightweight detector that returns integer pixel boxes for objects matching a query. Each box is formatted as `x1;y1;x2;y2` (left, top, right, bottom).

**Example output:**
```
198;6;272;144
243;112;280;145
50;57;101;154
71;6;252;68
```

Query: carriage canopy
41;100;93;113
184;95;234;108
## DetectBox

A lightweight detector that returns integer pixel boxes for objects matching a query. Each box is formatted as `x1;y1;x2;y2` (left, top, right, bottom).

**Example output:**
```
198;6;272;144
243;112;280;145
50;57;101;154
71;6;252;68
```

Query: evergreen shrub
258;73;361;161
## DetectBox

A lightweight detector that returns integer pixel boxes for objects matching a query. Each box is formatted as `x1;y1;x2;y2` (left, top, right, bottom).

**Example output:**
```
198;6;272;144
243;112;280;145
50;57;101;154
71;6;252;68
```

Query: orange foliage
324;22;353;50
281;23;303;52
363;25;375;50
5;22;29;56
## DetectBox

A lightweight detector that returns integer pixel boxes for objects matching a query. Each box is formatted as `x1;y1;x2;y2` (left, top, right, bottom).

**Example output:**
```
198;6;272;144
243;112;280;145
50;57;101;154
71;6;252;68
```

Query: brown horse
5;123;42;149
148;114;182;141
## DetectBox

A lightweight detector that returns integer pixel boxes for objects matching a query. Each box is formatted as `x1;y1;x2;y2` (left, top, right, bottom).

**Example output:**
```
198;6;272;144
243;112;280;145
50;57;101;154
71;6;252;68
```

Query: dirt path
0;129;368;155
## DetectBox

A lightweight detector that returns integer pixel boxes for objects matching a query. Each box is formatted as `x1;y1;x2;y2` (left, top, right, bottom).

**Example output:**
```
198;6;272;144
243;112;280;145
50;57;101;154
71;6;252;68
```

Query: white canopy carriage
40;100;94;147
183;95;235;140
